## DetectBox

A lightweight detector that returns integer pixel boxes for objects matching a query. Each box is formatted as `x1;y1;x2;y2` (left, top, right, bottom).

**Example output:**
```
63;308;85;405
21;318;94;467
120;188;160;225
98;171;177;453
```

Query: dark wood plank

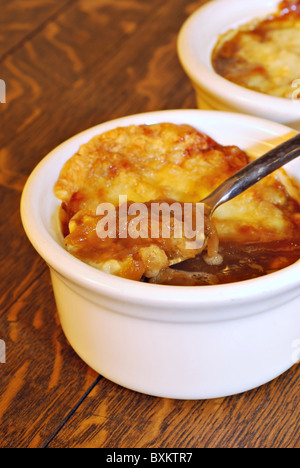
0;0;199;180
0;0;75;60
0;268;99;448
45;365;300;448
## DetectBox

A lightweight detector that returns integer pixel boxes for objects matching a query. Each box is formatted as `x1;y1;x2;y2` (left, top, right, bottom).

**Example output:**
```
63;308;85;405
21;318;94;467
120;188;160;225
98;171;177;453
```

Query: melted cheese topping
212;0;300;98
54;123;300;282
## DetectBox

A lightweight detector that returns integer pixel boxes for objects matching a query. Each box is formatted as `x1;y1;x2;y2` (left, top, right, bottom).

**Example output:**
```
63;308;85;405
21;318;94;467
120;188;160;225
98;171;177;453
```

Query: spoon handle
203;133;300;213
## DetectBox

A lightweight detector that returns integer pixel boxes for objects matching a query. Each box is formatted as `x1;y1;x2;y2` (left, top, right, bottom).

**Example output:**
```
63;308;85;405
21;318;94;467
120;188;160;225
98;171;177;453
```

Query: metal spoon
201;132;300;216
173;132;300;269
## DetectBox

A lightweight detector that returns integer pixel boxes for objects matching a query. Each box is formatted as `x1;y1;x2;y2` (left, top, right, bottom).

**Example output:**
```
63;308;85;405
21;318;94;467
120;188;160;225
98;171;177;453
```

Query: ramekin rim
177;0;299;112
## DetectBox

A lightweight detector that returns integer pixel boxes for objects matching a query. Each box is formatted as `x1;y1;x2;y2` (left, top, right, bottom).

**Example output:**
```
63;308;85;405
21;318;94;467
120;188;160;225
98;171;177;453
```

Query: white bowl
178;0;300;130
21;110;300;399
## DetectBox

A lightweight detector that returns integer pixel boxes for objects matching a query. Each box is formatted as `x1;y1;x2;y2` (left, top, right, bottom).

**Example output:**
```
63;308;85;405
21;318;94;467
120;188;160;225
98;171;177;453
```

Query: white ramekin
21;110;300;399
177;0;300;130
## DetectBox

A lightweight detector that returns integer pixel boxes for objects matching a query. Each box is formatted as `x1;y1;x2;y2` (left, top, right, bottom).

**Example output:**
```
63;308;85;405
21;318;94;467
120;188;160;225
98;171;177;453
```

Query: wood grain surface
0;0;299;448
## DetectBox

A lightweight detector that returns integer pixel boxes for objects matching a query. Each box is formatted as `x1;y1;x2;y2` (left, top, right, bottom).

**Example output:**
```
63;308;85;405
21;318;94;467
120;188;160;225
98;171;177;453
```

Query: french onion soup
54;123;300;285
212;0;300;99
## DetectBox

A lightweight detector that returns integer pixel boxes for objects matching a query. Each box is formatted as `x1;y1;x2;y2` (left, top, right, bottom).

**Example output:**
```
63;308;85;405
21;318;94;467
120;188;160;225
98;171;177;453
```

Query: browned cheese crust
54;123;300;282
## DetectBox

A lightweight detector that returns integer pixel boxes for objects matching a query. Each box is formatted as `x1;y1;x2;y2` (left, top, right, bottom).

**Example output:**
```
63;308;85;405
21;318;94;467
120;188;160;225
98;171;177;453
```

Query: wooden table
0;0;299;449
